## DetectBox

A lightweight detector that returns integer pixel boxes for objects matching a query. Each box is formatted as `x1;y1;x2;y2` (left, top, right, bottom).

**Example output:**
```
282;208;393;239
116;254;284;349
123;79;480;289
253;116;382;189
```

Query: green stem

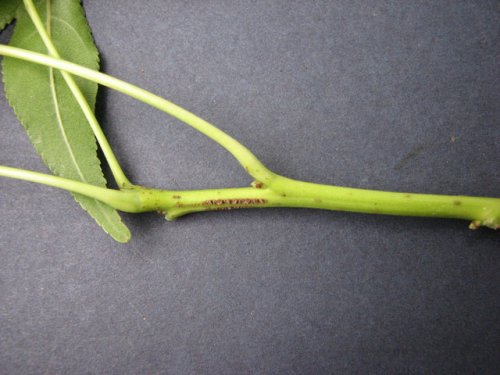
1;164;498;228
0;45;498;229
0;44;275;185
134;176;499;229
0;165;139;212
22;0;131;188
0;166;500;229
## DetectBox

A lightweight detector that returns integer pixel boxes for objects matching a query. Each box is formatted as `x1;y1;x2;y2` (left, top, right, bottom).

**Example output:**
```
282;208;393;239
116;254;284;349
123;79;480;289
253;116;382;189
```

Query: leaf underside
0;0;22;31
2;0;130;242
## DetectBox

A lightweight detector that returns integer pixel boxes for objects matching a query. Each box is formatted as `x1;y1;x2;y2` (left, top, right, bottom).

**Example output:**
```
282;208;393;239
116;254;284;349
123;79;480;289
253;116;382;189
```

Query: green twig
0;44;498;229
0;44;275;185
0;165;138;212
1;164;498;229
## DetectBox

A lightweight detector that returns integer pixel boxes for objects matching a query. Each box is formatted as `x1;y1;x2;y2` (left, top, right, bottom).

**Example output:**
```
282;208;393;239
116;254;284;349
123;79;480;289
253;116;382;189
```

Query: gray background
1;1;499;374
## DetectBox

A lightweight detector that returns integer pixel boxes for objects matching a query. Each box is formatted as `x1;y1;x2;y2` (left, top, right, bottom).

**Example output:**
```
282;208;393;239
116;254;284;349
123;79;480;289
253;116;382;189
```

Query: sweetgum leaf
2;0;131;242
0;0;22;31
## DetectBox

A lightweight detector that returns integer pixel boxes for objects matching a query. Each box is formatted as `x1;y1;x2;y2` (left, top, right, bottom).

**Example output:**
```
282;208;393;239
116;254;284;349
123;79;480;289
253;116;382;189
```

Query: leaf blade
2;0;131;242
0;0;22;31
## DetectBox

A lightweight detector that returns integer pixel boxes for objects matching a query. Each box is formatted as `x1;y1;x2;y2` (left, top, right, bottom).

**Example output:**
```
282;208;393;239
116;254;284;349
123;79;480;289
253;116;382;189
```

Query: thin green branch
0;165;139;212
0;44;276;185
22;0;131;188
0;45;498;230
2;162;498;228
127;177;500;229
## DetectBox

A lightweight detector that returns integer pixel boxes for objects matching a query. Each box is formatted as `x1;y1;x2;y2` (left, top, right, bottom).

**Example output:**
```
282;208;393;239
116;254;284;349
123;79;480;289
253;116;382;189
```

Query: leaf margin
0;0;22;31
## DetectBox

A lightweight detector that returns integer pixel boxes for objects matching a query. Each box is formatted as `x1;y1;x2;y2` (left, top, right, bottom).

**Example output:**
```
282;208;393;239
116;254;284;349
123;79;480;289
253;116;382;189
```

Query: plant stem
134;176;499;229
0;45;498;229
22;0;131;188
0;44;275;185
0;165;139;211
1;164;498;228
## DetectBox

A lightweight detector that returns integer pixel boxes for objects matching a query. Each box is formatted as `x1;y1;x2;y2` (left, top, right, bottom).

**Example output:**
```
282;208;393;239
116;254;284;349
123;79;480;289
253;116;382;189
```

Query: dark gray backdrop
1;1;499;374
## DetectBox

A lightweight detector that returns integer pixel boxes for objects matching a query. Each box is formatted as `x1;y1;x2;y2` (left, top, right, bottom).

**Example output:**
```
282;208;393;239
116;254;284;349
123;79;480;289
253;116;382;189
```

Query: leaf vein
46;1;123;236
51;16;89;50
48;67;86;181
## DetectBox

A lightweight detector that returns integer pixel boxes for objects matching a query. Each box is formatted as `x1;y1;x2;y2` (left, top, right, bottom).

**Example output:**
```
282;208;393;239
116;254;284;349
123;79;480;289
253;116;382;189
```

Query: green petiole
0;44;274;184
0;44;498;230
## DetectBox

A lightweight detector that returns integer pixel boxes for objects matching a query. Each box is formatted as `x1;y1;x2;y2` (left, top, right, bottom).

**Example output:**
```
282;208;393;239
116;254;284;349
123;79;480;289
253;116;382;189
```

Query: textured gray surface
0;1;499;374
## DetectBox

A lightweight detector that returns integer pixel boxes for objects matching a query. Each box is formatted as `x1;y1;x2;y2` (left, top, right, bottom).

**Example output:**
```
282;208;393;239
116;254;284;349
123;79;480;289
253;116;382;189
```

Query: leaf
0;0;22;31
2;0;131;242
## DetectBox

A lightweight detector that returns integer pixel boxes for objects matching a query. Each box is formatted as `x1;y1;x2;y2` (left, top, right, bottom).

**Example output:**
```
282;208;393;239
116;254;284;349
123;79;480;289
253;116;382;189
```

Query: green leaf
2;0;131;243
0;0;22;31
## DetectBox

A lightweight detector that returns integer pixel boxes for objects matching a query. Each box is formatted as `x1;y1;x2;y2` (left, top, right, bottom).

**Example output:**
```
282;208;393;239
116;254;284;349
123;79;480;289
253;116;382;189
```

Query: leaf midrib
45;0;125;237
46;0;85;182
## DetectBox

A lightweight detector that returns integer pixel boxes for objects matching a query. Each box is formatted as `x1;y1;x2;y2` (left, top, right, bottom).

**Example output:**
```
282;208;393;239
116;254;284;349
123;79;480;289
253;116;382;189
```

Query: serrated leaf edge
2;0;131;242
